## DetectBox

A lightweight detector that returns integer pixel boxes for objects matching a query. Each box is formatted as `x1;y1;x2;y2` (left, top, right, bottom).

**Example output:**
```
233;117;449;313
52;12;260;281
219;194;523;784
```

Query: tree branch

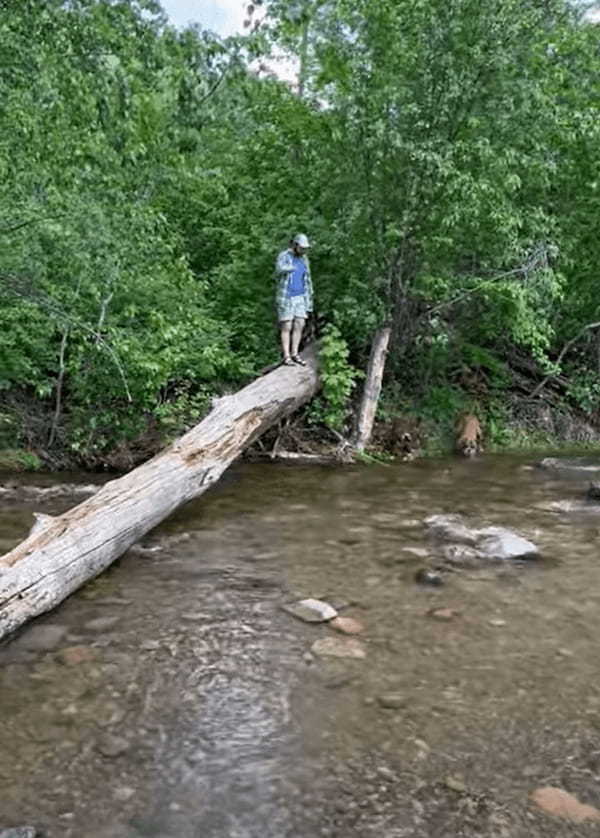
529;321;600;399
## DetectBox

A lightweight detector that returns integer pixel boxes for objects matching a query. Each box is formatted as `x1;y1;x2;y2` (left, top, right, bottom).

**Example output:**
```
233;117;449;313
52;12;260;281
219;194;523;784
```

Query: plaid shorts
278;295;309;322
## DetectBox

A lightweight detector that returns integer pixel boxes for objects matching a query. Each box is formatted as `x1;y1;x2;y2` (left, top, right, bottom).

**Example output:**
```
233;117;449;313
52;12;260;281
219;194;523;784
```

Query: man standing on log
275;233;313;366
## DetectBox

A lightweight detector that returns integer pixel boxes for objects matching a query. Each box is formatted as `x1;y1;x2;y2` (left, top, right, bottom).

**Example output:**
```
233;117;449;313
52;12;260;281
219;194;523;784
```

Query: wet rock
311;637;366;659
283;598;338;623
537;457;600;474
0;828;38;838
329;616;364;635
14;624;68;652
530;786;600;822
425;514;539;561
84;616;121;632
57;645;97;666
587;481;600;500
477;528;538;560
96;734;130;758
441;544;480;567
415;568;444;586
377;693;406;709
427;607;458;621
445;775;467;793
402;546;430;558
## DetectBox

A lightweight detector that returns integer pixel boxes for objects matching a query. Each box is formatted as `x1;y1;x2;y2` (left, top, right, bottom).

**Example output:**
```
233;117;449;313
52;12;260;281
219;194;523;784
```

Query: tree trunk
354;326;391;451
0;347;320;642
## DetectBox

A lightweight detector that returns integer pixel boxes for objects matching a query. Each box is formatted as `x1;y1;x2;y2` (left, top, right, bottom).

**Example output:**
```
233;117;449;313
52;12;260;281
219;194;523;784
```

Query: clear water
1;456;600;837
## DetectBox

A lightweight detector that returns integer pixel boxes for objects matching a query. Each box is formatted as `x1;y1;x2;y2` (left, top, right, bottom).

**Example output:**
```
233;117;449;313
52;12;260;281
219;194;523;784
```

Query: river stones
13;624;68;652
530;787;600;823
282;598;338;623
329;616;364;634
424;515;539;561
414;568;444;586
537;457;600;474
311;637;366;659
83;616;121;632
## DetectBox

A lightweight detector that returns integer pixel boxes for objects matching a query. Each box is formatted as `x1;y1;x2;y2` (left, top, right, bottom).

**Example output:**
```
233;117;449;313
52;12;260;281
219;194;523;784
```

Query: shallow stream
2;455;600;837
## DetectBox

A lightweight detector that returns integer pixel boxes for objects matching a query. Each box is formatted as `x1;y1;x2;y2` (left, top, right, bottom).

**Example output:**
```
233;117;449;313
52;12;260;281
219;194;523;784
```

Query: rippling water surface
1;455;600;837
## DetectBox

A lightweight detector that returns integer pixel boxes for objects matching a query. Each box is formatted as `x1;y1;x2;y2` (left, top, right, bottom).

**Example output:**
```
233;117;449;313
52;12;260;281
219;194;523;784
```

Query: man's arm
276;249;294;275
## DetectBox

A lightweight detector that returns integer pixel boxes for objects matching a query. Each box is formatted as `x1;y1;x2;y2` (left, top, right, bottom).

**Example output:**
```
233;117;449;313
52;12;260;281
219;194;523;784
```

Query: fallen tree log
0;346;320;642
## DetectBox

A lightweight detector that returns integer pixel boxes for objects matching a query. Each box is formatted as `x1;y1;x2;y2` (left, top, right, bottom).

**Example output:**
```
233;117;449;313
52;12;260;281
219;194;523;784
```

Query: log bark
354;326;391;451
0;346;320;642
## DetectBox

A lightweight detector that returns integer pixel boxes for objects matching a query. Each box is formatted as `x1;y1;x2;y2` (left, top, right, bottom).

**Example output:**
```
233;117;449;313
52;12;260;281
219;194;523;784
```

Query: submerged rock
329;616;365;635
414;568;444;586
56;645;97;666
14;624;68;652
84;616;121;632
425;514;539;561
587;481;600;500
96;734;130;758
311;637;366;659
530;786;600;823
282;598;338;623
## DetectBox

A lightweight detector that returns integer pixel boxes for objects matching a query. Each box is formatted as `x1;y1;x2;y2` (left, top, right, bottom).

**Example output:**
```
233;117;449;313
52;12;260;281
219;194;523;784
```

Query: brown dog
455;414;483;458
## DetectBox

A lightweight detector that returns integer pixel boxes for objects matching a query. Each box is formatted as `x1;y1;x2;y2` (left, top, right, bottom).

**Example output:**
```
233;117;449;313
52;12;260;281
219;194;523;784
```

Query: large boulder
424;514;539;562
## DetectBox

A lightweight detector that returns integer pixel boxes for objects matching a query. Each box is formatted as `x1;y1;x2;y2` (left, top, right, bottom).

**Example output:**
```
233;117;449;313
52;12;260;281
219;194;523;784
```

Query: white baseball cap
293;233;310;248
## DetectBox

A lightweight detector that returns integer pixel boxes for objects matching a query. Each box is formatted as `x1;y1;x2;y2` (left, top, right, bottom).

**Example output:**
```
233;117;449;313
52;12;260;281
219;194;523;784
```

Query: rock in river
530;786;600;823
425;514;538;561
537;457;600;474
311;637;366;659
96;734;130;758
13;624;68;652
283;598;338;623
414;568;444;586
329;616;365;635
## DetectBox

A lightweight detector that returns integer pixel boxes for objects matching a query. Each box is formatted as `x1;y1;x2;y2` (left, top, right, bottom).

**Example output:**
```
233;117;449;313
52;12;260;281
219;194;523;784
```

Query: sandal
282;356;295;366
291;355;307;366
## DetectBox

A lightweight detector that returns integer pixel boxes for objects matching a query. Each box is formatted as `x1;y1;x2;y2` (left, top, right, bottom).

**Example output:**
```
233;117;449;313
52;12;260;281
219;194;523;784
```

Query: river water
1;455;600;837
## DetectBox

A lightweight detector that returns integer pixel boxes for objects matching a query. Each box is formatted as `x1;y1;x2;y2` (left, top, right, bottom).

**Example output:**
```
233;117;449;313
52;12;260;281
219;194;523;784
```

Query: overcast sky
159;0;247;35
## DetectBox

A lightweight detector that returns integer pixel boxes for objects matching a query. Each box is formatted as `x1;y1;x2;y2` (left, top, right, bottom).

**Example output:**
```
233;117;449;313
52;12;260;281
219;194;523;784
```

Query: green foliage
308;324;361;431
0;0;599;465
0;449;42;472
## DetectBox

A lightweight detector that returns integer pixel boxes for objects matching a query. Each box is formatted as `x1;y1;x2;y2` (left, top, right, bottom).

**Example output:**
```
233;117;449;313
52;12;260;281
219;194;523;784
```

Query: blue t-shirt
287;256;306;297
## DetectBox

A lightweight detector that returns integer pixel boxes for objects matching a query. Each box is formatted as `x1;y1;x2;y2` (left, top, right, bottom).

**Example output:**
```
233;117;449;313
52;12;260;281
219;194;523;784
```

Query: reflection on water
2;455;600;836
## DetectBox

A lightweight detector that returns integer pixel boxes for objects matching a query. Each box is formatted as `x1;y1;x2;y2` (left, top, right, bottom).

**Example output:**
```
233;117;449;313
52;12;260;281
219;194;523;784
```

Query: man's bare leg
280;320;292;361
291;317;306;358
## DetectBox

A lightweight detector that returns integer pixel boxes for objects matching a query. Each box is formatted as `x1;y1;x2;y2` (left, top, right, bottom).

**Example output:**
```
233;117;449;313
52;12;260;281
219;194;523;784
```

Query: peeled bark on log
0;347;320;642
354;326;391;451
